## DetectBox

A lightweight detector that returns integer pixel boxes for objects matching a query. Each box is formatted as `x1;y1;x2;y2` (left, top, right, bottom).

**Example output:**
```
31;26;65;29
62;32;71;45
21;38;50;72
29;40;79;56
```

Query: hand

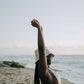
31;19;40;28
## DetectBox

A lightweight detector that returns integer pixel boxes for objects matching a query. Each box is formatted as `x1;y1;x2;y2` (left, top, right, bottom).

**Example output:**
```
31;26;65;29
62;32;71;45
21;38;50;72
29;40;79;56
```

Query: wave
0;55;84;84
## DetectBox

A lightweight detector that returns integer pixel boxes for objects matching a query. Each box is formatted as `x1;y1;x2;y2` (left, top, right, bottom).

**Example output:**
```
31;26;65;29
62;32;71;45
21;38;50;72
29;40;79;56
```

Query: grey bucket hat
35;48;51;63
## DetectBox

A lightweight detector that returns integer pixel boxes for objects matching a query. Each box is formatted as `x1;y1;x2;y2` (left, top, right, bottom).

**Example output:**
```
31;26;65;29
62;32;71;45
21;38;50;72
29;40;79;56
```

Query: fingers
31;19;39;24
31;19;40;27
31;19;35;26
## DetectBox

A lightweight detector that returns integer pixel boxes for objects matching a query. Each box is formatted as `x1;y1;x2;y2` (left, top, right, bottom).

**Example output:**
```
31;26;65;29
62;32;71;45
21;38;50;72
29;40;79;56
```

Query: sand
0;61;74;84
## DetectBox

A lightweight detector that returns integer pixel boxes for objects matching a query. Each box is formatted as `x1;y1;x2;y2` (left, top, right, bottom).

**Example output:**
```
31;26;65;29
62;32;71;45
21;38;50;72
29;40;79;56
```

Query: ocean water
0;55;84;84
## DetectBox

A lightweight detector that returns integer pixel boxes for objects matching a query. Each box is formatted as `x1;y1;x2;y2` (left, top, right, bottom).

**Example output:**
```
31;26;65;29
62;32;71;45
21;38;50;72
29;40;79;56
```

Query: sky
0;0;84;56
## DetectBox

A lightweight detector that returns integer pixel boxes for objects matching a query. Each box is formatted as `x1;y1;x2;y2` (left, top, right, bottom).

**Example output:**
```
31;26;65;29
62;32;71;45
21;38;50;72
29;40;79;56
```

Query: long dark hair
34;61;40;84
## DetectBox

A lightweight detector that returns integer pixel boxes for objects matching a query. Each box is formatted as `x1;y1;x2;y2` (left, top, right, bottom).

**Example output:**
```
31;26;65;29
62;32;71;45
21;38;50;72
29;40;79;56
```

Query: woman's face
47;54;53;65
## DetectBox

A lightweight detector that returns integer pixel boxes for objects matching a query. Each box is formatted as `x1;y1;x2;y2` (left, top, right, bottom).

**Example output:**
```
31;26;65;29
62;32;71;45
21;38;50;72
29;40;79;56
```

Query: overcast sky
0;0;84;56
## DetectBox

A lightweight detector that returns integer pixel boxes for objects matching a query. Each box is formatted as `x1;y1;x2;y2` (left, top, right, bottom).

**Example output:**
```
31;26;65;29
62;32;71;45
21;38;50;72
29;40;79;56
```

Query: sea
0;55;84;84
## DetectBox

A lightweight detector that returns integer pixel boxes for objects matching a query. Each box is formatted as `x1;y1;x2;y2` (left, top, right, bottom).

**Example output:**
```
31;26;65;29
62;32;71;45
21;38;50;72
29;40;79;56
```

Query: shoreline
0;61;74;84
61;78;74;84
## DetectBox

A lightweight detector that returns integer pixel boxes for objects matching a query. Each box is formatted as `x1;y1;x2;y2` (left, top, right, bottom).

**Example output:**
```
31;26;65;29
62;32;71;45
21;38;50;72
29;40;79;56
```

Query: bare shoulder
45;69;58;84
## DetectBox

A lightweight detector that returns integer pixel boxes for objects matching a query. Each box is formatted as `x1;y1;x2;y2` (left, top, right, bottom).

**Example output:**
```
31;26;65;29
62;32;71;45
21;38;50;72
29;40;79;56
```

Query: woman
34;48;54;84
31;19;61;84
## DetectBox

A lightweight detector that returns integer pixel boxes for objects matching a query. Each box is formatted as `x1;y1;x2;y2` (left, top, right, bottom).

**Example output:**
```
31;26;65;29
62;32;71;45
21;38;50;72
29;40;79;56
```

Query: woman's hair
34;61;40;84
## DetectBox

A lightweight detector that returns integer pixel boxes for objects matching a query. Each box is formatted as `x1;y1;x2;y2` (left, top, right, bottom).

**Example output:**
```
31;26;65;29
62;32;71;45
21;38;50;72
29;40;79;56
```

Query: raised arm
31;19;47;71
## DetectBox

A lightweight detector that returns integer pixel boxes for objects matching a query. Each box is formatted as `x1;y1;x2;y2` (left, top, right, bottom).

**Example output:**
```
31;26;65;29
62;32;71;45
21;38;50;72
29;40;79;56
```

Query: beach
0;61;74;84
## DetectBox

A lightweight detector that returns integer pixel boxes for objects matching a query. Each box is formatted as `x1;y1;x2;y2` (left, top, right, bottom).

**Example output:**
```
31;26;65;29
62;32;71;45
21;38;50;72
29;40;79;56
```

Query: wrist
37;25;41;29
